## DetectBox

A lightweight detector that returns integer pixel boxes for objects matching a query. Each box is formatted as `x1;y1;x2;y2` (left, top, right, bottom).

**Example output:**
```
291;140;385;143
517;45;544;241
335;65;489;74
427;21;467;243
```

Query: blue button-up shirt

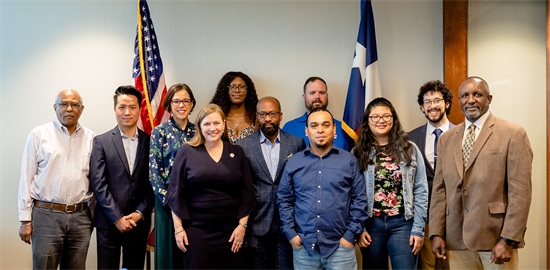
277;143;367;257
259;131;281;181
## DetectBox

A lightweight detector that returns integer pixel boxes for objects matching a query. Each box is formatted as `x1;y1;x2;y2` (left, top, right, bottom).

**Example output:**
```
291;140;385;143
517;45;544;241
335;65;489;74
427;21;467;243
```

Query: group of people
18;72;533;270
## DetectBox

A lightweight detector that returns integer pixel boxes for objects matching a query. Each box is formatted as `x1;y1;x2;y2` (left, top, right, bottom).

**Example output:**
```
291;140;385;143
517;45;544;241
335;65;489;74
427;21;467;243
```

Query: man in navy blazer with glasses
237;96;305;269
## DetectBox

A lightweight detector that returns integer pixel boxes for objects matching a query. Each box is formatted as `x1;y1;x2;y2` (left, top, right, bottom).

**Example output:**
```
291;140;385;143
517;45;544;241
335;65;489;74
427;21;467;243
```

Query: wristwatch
502;237;518;246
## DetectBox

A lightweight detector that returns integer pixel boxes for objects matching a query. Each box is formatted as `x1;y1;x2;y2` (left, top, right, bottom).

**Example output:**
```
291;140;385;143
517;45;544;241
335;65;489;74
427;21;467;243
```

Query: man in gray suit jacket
408;80;454;270
430;77;533;270
237;97;306;269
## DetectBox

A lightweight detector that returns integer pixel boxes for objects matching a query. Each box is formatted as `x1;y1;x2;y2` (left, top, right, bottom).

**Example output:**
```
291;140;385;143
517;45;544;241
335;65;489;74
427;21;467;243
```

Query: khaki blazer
429;113;533;250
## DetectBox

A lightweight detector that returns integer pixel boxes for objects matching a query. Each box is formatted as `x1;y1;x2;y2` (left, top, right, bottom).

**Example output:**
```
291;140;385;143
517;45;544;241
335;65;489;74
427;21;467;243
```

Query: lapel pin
230;153;235;158
286;153;293;160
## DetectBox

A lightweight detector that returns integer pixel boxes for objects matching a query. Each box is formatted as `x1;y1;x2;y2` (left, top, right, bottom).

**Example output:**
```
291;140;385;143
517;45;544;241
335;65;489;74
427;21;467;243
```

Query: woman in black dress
165;104;256;269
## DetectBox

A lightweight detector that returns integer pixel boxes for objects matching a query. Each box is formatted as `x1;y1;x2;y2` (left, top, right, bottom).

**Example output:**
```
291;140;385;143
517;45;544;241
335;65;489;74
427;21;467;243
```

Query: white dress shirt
425;120;451;169
462;111;491;145
18;119;95;221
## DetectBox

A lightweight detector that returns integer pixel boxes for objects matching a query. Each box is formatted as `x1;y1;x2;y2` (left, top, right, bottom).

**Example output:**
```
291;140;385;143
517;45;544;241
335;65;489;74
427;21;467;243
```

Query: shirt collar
169;117;192;132
464;111;490;129
260;129;281;144
304;141;339;157
54;118;81;135
118;126;139;139
426;119;451;135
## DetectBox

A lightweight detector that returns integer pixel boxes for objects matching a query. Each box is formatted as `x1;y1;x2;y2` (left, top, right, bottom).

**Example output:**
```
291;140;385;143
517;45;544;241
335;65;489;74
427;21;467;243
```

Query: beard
314;140;331;150
424;108;446;123
260;121;279;136
305;98;328;112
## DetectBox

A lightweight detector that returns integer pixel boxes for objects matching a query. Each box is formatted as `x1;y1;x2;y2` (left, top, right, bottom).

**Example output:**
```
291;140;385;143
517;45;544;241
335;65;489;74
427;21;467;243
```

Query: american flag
133;0;168;134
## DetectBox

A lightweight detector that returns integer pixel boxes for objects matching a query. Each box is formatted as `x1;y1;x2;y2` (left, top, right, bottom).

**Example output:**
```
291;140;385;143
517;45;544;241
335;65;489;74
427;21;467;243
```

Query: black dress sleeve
234;144;257;220
165;144;191;221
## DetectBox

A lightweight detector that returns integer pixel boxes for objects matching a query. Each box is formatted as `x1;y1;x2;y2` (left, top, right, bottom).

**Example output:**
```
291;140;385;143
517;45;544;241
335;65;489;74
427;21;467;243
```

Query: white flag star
144;27;148;32
152;35;155;40
145;36;150;42
351;42;367;85
133;68;138;74
150;76;156;82
142;16;146;21
154;55;157;60
153;45;156;50
147;56;152;62
155;64;158;69
149;67;154;72
146;46;151;52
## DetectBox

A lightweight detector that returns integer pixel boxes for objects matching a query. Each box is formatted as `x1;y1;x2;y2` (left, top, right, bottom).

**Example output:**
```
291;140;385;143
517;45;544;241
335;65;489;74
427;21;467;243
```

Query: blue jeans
361;214;417;270
293;243;357;270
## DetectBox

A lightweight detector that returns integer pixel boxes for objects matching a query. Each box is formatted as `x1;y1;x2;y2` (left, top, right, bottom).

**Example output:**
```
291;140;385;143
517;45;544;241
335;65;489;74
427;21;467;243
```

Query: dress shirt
119;127;139;175
462;111;490;144
277;143;368;257
259;131;281;181
18;119;95;221
282;112;350;151
425;120;451;169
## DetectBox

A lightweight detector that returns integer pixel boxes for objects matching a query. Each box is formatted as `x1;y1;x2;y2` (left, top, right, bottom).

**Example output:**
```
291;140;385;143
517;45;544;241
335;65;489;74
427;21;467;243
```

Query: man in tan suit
429;76;533;270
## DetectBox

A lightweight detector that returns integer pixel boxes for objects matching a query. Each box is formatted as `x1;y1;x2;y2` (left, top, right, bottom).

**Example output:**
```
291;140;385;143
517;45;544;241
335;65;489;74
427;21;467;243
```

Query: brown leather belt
33;200;88;213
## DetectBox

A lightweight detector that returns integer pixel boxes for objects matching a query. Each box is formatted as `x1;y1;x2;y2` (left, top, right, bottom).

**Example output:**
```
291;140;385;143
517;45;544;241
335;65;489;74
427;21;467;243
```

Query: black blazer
90;126;153;229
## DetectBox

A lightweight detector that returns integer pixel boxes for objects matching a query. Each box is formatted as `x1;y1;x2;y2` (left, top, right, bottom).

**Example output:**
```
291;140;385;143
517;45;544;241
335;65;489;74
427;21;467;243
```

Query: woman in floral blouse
149;83;197;270
210;71;258;144
353;97;428;270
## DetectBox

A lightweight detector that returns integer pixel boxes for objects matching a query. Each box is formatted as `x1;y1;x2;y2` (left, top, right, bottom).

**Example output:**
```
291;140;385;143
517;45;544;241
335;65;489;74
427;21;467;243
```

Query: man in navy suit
408;80;455;270
90;85;153;270
237;97;306;269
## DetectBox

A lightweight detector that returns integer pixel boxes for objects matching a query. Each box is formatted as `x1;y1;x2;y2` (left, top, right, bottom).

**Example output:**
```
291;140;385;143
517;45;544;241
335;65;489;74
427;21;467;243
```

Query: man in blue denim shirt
277;108;368;270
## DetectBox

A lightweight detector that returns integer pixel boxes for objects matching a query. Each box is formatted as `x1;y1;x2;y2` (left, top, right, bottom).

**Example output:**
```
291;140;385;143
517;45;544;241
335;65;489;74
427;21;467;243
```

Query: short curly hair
210;71;258;124
416;80;454;115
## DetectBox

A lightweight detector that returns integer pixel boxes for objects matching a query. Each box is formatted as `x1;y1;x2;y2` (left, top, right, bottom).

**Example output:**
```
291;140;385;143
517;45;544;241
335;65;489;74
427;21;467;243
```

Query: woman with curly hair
210;71;258;144
353;97;428;270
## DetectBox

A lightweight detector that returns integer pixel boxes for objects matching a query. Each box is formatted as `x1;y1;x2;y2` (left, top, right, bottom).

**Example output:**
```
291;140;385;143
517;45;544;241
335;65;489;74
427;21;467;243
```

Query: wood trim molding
546;0;549;266
443;0;468;125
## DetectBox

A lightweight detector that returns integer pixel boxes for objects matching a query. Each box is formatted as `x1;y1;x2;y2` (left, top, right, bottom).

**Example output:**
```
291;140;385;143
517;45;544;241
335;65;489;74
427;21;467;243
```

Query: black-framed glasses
57;102;82;110
257;111;280;119
228;85;248;92
423;98;443;107
369;114;393;122
171;99;192;107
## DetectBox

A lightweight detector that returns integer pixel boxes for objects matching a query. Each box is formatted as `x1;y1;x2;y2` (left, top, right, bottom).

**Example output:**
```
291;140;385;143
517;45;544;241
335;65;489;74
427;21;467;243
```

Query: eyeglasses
171;99;192;107
228;85;248;92
369;114;393;122
57;102;82;110
423;98;444;107
256;111;280;119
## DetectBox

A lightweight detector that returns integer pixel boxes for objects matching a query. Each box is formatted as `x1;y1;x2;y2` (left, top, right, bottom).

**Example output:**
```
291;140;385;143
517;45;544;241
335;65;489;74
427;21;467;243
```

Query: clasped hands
114;212;142;233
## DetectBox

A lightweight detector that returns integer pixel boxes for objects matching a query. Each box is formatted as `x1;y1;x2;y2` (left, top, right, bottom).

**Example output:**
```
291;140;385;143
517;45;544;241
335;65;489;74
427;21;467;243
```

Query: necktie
433;128;442;166
463;124;476;169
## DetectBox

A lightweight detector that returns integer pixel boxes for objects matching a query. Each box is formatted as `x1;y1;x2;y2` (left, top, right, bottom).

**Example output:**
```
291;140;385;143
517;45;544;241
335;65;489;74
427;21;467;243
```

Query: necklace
228;117;244;129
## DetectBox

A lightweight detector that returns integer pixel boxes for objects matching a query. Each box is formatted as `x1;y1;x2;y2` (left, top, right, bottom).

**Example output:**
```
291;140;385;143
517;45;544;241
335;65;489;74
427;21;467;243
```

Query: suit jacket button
465;209;469;213
271;199;274;203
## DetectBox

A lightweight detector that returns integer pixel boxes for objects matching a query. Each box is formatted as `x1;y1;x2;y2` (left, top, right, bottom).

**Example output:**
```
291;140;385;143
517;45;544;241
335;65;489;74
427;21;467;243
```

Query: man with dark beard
282;77;352;150
237;96;305;269
408;80;454;270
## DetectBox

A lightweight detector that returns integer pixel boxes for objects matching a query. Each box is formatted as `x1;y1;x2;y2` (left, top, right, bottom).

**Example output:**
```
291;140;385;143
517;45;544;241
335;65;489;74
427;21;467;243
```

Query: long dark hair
354;97;413;171
210;71;258;125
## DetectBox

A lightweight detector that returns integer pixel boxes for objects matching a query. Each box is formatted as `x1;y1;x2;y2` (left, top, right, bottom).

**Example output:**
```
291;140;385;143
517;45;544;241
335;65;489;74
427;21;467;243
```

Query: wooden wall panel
443;0;468;125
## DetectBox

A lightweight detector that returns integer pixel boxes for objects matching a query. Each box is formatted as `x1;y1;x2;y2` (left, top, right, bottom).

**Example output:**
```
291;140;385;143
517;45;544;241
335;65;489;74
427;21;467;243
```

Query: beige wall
469;1;546;269
0;0;545;269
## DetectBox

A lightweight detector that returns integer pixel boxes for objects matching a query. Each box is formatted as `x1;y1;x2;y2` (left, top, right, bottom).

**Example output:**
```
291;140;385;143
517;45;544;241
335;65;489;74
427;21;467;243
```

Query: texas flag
343;0;382;141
